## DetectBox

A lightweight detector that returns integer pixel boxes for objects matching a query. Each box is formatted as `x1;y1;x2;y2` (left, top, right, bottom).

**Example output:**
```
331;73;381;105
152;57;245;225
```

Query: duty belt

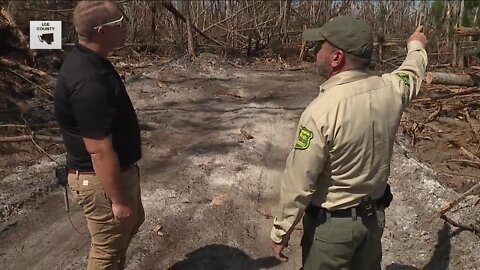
305;198;383;220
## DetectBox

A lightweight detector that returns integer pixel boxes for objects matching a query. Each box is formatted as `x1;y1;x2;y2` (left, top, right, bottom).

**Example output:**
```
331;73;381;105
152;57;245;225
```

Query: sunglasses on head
93;15;124;30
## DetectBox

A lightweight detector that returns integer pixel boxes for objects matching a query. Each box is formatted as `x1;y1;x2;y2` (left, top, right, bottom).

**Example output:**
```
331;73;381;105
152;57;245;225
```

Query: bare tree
1;0;480;65
183;0;196;57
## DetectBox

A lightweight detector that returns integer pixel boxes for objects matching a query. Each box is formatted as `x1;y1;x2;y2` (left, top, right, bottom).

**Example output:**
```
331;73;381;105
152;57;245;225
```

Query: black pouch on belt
381;184;393;208
55;165;68;187
305;204;327;223
360;198;377;218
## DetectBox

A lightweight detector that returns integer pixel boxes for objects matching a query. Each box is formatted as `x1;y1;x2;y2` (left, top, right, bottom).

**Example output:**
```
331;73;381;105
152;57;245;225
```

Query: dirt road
1;55;479;269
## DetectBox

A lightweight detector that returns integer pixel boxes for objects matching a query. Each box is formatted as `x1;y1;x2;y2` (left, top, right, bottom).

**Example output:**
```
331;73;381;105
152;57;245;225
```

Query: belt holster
304;204;327;223
55;165;68;187
381;184;393;208
359;198;377;219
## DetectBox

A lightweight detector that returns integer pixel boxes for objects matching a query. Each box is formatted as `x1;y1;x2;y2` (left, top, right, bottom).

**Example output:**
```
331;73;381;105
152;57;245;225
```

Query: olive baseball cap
303;16;373;59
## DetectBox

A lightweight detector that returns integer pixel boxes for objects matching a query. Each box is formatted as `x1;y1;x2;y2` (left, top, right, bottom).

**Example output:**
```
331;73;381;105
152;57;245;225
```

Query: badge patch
294;126;313;150
396;73;410;86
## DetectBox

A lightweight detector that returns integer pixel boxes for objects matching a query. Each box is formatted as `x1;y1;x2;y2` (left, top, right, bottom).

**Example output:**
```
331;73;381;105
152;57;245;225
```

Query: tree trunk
475;7;480;27
298;25;307;61
471;6;479;44
281;0;292;43
457;0;465;68
425;72;479;86
150;4;156;42
184;1;196;58
446;2;451;44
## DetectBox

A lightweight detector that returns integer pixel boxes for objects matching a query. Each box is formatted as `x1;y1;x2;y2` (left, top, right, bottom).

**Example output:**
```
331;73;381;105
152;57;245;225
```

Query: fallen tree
425;72;480;87
0;135;62;143
160;1;223;47
456;26;480;37
0;58;47;77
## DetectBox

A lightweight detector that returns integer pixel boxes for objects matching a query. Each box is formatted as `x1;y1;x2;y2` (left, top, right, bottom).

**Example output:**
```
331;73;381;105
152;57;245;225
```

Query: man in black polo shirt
54;1;144;269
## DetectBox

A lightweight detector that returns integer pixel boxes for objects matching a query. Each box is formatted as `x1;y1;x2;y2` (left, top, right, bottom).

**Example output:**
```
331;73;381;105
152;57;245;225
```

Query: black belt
305;184;393;220
305;199;383;219
68;164;136;175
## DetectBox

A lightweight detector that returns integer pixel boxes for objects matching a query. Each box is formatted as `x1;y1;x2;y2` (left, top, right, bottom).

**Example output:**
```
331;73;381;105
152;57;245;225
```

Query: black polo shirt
54;43;141;170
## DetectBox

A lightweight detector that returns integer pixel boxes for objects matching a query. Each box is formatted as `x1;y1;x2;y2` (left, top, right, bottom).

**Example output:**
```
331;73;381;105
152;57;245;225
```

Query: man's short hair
328;42;370;70
345;52;370;69
73;1;117;41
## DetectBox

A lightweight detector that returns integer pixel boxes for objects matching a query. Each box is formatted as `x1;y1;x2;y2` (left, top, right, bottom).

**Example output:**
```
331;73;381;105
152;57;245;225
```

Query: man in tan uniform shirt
270;16;428;269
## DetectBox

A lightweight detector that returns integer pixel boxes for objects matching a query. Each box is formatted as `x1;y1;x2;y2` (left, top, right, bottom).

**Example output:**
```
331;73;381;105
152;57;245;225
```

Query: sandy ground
0;55;479;270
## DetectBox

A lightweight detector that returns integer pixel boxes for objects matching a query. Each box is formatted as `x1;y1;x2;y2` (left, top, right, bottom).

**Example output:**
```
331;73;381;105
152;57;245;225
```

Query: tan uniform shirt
271;41;428;243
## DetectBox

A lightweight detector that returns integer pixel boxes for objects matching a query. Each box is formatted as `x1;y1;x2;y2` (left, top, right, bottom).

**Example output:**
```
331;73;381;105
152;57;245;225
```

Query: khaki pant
68;165;145;270
301;206;385;270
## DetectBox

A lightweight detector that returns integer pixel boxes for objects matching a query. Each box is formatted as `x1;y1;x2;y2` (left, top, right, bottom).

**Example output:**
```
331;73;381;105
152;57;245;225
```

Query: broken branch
29;134;58;163
0;124;27;128
432;88;480;100
161;1;224;47
0;58;47;77
410;106;442;145
432;181;480;219
440;214;480;236
0;135;62;143
450;159;480;168
459;146;480;162
464;110;480;146
0;67;53;97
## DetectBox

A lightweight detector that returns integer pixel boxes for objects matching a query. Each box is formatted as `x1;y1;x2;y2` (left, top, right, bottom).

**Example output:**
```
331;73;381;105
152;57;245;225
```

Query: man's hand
271;242;289;262
112;201;133;221
408;25;428;47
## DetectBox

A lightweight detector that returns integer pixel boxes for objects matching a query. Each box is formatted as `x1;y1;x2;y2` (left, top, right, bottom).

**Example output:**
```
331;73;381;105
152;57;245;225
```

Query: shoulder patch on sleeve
294;126;313;150
396;73;410;86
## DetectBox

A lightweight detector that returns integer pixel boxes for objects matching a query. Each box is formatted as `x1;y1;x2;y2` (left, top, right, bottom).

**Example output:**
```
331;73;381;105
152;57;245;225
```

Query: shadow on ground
386;222;453;270
422;223;452;270
386;264;420;270
168;244;280;270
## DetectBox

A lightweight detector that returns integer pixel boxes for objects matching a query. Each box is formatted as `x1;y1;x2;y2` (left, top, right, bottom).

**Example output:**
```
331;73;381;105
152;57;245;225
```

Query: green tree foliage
432;0;444;29
462;0;480;26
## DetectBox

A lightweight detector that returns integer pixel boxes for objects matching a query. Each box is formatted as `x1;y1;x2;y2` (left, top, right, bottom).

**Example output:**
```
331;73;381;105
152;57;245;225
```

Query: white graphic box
30;21;62;49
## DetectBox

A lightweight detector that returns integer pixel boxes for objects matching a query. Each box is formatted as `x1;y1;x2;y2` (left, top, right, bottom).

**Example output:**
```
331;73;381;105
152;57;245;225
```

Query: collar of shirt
318;69;371;94
74;43;116;71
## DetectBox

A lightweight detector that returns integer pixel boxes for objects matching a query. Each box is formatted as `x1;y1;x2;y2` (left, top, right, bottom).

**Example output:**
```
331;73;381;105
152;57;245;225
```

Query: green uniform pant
301;206;385;270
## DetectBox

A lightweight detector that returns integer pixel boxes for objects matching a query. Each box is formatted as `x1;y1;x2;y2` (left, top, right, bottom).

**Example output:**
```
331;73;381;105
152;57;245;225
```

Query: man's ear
331;50;345;69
